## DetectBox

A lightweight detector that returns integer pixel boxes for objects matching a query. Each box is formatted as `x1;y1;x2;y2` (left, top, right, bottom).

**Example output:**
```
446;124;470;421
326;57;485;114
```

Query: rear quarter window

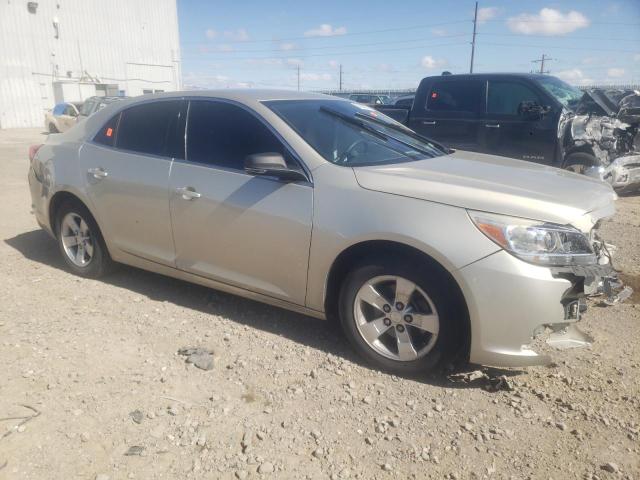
93;113;121;147
426;80;483;113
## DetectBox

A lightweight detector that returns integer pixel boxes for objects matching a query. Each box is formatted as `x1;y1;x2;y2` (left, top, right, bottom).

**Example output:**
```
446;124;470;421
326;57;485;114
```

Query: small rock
601;463;619;473
80;432;90;443
258;462;275;474
235;471;248;480
17;425;26;433
312;447;324;459
382;463;392;471
129;410;144;424
555;422;567;431
124;446;145;456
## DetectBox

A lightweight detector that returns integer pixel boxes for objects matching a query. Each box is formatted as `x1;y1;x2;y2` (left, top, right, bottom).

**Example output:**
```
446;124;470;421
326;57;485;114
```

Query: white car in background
44;102;83;133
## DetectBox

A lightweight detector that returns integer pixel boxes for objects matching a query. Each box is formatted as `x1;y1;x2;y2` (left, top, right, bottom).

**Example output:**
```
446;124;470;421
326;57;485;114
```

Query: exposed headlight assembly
469;211;596;266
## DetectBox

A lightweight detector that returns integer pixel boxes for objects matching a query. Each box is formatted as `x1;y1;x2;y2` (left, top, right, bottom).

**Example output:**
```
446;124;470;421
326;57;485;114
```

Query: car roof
423;73;548;81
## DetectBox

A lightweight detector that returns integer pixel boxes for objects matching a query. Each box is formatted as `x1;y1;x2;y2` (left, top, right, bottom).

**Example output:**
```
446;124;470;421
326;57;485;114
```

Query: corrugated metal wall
0;0;181;128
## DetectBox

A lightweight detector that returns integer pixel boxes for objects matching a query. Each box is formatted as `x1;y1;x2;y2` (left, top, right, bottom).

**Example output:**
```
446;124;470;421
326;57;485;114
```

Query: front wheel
55;201;114;278
339;259;461;374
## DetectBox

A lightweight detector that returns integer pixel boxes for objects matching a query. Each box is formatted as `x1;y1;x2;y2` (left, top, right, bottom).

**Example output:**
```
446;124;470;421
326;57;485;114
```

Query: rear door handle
175;186;201;200
485;123;500;128
87;167;108;179
422;120;437;125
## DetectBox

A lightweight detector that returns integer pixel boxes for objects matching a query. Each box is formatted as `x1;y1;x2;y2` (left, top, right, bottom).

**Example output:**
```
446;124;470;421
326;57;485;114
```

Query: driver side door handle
176;186;201;200
87;167;108;179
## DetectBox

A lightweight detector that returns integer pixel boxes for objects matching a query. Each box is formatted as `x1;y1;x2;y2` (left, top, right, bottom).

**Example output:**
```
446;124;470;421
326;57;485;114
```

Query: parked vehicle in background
78;96;126;120
376;73;640;192
28;90;620;373
393;94;415;108
349;93;392;105
44;102;83;133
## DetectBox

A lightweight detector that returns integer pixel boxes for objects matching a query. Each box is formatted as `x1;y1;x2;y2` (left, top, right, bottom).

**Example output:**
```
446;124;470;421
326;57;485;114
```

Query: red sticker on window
105;127;113;137
431;92;438;99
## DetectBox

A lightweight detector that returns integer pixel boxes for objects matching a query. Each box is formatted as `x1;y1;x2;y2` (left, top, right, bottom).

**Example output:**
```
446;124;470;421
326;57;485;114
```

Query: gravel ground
0;128;638;480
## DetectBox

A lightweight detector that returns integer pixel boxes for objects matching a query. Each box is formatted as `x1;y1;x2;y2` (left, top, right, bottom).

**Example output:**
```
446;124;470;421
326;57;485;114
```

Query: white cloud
555;69;594;85
376;63;395;73
279;42;296;51
217;44;234;52
507;8;589;36
205;29;217;40
304;24;347;37
477;7;500;24
421;55;446;70
300;73;332;81
223;28;250;42
431;27;448;37
607;67;625;78
328;60;339;68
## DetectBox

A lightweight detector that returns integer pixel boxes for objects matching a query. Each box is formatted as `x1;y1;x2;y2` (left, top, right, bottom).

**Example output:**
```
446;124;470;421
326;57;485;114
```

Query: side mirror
244;153;307;182
518;101;550;120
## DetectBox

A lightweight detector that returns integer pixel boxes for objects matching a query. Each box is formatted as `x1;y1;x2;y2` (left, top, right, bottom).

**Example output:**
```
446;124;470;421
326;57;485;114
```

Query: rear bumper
28;166;54;237
459;251;611;367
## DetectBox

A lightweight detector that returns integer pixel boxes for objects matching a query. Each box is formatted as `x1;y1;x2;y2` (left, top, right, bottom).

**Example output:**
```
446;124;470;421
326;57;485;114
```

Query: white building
0;0;181;128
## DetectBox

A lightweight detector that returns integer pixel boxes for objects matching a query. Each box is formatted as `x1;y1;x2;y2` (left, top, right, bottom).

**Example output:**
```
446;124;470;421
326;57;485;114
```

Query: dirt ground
0;128;638;480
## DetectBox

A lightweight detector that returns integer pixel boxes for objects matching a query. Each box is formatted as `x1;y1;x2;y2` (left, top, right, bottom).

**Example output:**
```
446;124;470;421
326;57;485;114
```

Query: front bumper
585;154;640;192
459;250;614;367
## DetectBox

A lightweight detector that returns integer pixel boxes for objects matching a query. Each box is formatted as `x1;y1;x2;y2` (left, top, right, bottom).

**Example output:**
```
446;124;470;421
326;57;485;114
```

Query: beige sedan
44;101;82;133
28;90;618;373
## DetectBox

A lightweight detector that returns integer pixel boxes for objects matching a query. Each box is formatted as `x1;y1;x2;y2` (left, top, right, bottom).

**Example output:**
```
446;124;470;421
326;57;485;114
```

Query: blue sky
177;0;640;90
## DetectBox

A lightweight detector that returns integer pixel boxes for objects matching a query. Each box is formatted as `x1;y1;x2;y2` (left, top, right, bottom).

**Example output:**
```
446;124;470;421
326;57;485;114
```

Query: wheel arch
323;240;470;359
48;190;101;239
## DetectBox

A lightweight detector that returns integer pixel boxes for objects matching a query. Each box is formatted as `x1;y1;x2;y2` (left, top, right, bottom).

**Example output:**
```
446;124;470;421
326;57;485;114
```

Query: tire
563;152;597;174
55;200;114;278
338;257;463;374
48;123;58;134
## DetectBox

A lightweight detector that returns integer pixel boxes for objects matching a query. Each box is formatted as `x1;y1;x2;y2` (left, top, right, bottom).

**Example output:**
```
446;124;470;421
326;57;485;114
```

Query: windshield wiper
320;107;390;141
353;112;449;154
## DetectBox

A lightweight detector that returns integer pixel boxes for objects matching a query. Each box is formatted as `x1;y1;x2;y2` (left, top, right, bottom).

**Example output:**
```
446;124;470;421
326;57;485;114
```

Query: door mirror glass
244;153;306;181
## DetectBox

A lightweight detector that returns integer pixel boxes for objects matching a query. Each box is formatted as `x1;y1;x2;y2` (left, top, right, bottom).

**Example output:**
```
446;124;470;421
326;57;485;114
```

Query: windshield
535;76;584;110
265;99;445;166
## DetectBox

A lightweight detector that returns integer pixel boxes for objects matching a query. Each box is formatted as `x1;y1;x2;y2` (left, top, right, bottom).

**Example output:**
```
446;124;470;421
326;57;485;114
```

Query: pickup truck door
407;78;484;151
480;79;558;164
168;100;313;305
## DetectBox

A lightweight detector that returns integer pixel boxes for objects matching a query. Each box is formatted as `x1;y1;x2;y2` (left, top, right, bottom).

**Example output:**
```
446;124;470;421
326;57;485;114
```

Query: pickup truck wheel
55;201;114;278
563;152;597;174
339;259;457;374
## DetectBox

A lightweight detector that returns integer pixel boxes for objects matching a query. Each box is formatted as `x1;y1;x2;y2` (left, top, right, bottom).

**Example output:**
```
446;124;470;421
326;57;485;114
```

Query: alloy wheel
60;212;94;267
353;275;439;362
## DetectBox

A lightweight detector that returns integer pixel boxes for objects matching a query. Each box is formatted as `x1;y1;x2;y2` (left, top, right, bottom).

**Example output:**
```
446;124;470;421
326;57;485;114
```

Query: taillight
29;144;43;162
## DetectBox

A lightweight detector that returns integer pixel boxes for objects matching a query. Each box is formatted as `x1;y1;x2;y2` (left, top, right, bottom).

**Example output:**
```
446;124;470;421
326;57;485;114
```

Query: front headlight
469;211;596;266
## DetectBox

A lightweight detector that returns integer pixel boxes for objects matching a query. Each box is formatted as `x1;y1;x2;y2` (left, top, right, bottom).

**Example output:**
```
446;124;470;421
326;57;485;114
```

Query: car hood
353;150;617;229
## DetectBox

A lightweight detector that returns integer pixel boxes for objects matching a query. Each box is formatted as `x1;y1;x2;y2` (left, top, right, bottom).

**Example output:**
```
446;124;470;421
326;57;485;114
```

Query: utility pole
469;1;478;74
297;64;300;91
532;54;553;74
339;64;343;91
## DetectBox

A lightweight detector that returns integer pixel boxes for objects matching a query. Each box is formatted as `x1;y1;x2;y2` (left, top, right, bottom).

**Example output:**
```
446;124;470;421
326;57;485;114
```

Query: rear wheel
48;123;58;133
339;258;461;374
55;201;114;278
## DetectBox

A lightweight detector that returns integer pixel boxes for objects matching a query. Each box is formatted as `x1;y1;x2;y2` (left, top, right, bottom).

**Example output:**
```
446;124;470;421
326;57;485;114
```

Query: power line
184;33;469;56
481;42;640;54
182;20;470;45
183;41;471;62
479;32;639;42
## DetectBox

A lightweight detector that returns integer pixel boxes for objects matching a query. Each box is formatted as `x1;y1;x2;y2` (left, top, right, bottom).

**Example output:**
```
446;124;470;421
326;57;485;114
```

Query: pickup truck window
426;80;483;113
266;99;444;166
487;81;541;116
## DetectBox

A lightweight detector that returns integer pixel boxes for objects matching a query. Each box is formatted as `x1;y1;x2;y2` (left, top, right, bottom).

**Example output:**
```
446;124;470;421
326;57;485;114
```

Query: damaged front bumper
585;153;640;192
461;244;631;368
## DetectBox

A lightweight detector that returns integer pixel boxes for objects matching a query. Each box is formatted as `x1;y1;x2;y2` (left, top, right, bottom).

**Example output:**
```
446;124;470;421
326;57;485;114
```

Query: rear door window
426;80;483;113
116;101;183;157
53;104;66;115
487;81;542;116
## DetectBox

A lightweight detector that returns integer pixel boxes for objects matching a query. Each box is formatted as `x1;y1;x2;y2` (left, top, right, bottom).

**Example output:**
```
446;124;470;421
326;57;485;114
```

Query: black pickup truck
376;73;640;190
